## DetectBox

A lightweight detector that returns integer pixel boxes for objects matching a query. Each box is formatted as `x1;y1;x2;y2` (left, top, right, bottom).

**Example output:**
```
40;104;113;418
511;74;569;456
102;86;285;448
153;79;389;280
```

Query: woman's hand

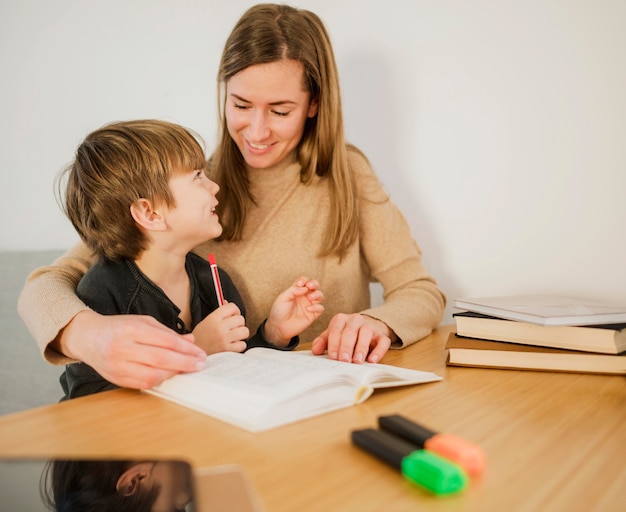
58;310;207;389
311;313;394;363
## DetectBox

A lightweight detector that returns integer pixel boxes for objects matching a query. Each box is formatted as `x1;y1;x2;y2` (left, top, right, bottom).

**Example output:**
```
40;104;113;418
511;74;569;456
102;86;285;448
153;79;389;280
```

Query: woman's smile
225;59;318;170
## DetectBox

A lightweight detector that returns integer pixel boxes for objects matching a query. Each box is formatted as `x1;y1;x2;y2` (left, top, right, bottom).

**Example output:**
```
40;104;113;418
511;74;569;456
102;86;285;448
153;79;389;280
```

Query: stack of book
447;295;626;375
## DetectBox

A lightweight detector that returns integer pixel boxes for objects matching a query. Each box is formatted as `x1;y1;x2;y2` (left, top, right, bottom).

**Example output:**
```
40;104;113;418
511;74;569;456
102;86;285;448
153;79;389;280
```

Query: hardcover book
454;311;626;355
446;334;626;375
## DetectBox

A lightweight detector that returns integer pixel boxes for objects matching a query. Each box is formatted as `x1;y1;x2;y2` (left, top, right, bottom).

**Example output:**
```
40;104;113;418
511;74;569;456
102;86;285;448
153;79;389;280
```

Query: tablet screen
0;458;264;511
0;458;196;511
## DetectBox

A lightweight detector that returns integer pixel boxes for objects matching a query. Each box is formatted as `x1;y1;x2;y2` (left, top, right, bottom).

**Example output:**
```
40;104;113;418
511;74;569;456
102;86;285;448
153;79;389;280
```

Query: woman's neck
245;151;298;175
245;154;301;191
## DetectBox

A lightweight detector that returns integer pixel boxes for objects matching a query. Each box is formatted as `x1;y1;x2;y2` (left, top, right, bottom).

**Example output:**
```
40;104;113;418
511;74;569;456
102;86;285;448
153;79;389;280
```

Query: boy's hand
192;302;249;355
264;276;324;346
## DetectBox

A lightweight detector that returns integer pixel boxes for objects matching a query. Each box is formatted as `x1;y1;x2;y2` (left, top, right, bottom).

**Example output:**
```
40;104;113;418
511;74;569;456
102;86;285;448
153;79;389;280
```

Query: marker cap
379;414;486;476
426;434;486;476
401;449;468;495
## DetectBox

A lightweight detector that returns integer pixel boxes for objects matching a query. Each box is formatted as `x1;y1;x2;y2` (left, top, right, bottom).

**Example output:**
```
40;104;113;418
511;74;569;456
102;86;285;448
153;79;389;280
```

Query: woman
18;4;445;390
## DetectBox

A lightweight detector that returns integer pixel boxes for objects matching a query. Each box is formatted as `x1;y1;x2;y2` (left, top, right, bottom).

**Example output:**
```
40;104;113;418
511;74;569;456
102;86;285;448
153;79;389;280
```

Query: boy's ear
130;198;166;231
116;462;155;496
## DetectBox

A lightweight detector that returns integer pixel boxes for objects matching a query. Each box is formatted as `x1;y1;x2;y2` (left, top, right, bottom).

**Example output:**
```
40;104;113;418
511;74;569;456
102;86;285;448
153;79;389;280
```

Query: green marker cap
401;449;468;495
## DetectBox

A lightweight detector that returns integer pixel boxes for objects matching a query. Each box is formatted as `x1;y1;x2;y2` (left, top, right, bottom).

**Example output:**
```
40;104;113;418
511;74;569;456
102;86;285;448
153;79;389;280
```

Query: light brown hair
211;3;358;258
57;120;206;261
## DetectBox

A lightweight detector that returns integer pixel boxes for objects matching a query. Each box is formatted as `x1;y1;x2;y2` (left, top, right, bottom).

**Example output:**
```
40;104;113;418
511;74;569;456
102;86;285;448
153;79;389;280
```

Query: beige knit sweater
18;146;445;364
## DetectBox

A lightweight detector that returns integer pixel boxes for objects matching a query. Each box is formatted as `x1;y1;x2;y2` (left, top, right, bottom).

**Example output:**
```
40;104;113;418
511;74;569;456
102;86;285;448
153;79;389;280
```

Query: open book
146;348;442;432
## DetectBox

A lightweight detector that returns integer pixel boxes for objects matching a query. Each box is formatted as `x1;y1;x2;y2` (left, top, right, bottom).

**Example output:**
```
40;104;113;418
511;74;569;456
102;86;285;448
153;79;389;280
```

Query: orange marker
208;253;225;306
378;415;486;476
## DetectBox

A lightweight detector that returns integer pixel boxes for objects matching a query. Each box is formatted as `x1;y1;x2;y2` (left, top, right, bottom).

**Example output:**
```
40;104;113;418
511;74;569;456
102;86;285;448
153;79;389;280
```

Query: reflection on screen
0;458;195;512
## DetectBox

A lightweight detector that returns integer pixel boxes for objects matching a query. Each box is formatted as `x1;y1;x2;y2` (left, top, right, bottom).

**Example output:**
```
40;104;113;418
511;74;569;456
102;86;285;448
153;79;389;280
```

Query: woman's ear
116;462;155;496
307;96;319;118
130;198;167;232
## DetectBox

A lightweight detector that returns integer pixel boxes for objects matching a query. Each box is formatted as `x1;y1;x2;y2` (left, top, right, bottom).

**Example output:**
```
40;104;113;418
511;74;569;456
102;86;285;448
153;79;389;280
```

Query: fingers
351;323;375;363
193;304;249;354
99;314;207;363
306;303;325;315
311;331;329;355
104;362;180;390
222;340;248;353
305;290;324;307
366;337;392;363
312;313;392;364
321;313;353;361
291;277;325;311
64;312;210;389
133;318;203;356
291;277;322;297
211;302;242;319
109;317;208;372
294;276;320;290
92;342;202;389
214;304;249;342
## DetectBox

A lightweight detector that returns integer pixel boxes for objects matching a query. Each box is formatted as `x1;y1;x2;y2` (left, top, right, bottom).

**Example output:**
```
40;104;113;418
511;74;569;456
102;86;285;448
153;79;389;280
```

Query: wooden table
0;325;624;511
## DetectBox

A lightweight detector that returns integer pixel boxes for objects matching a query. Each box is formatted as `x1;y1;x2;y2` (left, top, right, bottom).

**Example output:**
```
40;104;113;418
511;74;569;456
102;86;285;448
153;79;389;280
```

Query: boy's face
162;169;222;248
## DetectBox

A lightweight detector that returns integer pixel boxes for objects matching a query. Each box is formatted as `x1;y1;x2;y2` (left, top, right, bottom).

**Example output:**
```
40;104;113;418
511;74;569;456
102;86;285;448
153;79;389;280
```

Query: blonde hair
212;3;358;257
57;120;206;261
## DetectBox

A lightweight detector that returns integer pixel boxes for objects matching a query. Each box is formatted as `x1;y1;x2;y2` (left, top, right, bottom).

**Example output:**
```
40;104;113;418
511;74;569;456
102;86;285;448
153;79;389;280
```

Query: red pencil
208;253;225;306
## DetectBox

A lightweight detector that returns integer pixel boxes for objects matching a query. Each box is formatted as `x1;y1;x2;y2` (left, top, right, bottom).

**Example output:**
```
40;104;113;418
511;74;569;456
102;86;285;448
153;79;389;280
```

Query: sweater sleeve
348;148;446;348
245;321;299;352
17;241;96;364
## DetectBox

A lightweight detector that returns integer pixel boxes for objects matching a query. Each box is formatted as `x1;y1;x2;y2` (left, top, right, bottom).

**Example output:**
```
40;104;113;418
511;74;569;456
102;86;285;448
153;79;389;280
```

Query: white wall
2;0;625;322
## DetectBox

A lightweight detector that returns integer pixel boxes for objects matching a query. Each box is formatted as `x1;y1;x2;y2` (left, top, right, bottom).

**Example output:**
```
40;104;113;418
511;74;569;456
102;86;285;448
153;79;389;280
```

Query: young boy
57;119;324;399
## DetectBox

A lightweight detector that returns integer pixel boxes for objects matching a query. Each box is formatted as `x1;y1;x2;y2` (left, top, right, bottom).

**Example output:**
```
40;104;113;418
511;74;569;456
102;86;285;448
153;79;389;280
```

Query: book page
150;351;374;431
244;348;442;389
203;351;311;388
173;350;344;403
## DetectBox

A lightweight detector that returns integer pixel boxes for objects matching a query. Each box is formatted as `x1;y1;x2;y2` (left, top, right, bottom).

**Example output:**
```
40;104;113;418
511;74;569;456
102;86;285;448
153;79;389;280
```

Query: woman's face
225;59;318;170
